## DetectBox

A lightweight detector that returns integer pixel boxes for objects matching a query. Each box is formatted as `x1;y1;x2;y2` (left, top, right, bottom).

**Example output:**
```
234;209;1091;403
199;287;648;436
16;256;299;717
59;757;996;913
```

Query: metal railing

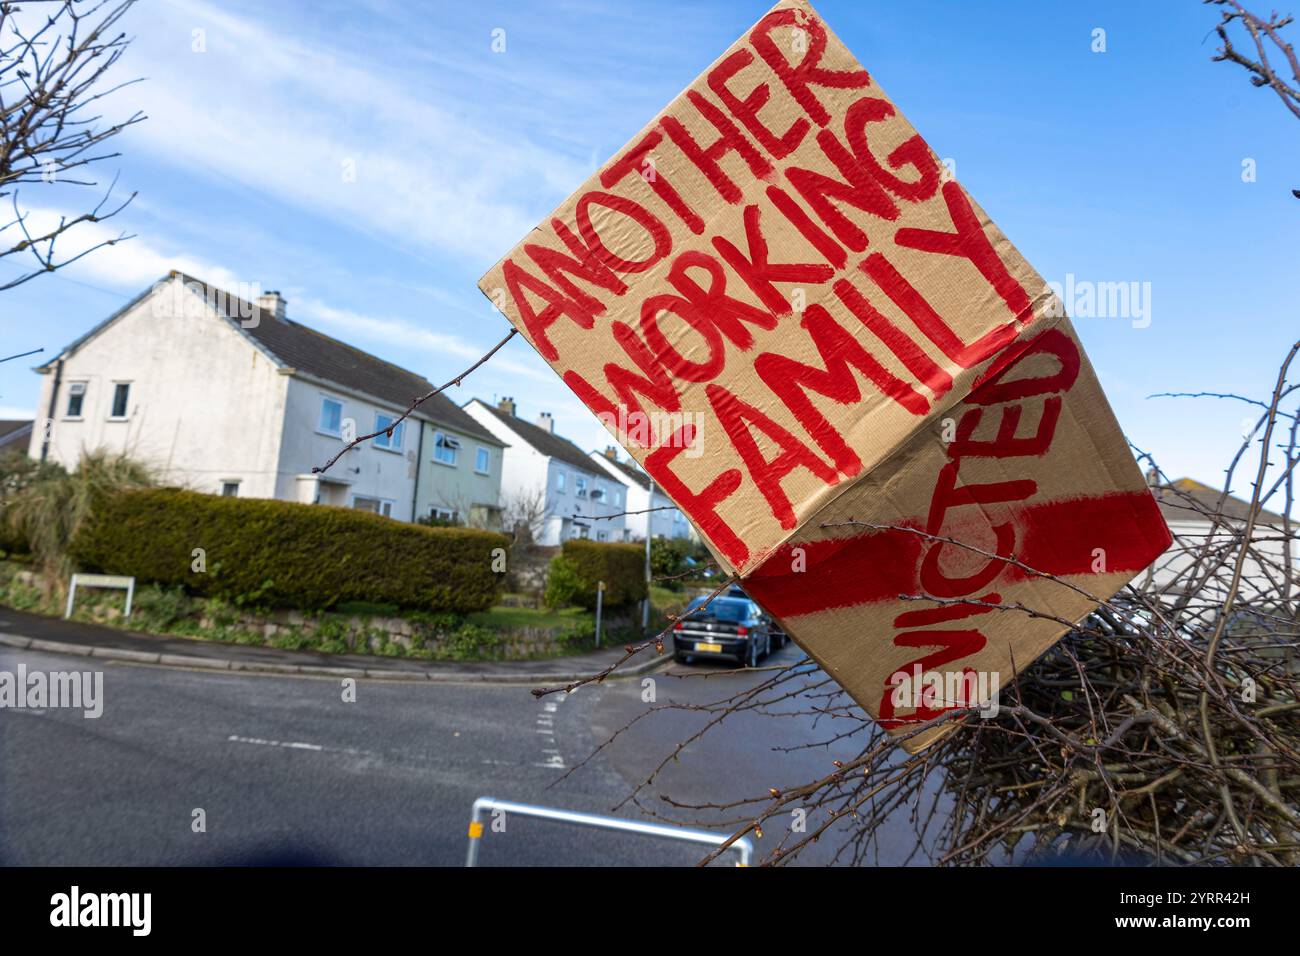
465;796;753;866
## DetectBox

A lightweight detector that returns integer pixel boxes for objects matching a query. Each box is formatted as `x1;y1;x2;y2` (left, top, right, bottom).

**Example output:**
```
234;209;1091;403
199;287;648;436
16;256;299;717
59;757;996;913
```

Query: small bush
551;539;647;609
0;451;151;578
543;555;583;609
650;537;702;590
69;488;508;613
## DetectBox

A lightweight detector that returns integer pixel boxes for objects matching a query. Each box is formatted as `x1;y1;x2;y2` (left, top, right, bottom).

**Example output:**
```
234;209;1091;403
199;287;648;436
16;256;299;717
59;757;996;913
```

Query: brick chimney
536;411;554;433
256;290;287;322
603;445;618;460
498;396;517;417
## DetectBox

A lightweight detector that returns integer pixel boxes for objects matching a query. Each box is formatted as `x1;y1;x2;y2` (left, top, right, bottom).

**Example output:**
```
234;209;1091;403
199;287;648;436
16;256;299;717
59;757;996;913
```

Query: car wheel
674;651;692;664
746;639;758;668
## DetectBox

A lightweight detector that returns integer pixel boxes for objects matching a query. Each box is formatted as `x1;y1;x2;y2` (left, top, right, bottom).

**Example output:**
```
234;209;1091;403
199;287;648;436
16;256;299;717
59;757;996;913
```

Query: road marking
534;694;567;769
226;734;383;759
228;734;324;751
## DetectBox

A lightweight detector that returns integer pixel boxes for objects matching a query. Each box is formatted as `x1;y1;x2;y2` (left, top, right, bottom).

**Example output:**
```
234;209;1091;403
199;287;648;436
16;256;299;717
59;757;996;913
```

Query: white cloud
122;0;589;266
13;205;242;292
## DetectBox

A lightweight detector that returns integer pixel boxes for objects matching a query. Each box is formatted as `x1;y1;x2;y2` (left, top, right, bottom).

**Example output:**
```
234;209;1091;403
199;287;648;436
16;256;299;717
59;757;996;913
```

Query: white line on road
227;734;338;753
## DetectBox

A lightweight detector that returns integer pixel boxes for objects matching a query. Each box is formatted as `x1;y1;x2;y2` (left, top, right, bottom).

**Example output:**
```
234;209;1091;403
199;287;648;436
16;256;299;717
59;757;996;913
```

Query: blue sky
2;0;1296;502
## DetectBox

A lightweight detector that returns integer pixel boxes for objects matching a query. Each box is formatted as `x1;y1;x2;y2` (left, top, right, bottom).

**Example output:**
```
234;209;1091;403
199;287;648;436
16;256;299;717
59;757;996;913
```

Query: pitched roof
1154;477;1288;525
44;273;501;445
472;401;618;478
591;451;651;491
0;420;32;449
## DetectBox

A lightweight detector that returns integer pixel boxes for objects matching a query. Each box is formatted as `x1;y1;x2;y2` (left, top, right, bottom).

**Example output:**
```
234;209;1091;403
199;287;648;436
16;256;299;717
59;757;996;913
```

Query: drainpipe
410;418;425;521
40;358;62;463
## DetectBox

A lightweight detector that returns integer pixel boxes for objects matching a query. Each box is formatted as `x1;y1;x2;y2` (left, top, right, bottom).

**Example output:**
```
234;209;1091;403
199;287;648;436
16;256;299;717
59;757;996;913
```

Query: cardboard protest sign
478;0;1171;749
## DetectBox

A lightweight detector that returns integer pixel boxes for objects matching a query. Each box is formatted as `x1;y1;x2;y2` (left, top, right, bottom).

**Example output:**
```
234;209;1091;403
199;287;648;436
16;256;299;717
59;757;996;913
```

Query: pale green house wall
413;419;506;529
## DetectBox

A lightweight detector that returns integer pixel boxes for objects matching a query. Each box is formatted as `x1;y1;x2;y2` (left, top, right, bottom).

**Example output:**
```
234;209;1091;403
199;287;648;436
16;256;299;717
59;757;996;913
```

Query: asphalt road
0;639;928;866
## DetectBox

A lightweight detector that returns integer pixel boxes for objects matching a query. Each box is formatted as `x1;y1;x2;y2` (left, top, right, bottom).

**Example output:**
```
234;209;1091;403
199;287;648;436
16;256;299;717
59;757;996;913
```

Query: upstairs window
434;432;460;465
373;413;404;451
109;382;130;419
555;471;566;493
475;447;491;474
319;397;343;436
65;382;86;418
575;476;588;498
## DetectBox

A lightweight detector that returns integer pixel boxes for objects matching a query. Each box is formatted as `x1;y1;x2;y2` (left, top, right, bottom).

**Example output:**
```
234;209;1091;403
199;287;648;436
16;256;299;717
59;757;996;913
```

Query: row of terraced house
23;272;693;546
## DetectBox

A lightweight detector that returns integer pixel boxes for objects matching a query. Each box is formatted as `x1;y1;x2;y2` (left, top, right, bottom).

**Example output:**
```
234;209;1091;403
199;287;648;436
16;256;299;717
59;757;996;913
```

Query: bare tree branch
0;0;144;289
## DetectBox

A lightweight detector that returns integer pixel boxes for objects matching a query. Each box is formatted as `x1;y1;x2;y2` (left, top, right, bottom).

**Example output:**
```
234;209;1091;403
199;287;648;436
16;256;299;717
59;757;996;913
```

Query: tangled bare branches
573;339;1300;866
1206;0;1300;197
1208;1;1300;120
0;0;144;290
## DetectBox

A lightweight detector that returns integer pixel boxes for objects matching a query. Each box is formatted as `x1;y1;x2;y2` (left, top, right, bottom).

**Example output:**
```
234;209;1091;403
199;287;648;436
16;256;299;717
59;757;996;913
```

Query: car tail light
673;621;683;631
736;626;749;636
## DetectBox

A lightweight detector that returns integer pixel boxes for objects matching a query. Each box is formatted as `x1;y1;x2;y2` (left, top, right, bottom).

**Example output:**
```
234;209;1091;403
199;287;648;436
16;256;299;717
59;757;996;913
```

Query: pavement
0;606;671;683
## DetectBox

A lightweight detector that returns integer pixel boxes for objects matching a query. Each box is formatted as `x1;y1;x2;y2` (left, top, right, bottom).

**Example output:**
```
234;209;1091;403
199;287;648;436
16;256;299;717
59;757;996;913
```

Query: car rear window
685;598;751;623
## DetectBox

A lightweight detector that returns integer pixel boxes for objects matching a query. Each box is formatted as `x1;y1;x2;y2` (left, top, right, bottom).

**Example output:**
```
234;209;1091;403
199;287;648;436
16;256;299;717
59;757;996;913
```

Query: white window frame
350;494;395;517
107;381;131;421
474;446;491;475
373;412;404;452
220;480;241;497
575;475;588;498
433;431;460;467
318;395;344;437
555;470;566;493
64;381;87;419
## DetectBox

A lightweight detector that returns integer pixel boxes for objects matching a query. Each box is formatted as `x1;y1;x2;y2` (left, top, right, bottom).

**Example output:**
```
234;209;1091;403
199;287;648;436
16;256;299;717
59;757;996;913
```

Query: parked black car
723;584;788;649
672;595;778;667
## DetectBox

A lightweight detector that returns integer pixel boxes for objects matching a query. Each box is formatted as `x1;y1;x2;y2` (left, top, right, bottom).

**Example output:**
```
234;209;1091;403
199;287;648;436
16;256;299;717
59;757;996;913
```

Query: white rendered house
29;272;505;523
587;447;693;542
464;397;630;545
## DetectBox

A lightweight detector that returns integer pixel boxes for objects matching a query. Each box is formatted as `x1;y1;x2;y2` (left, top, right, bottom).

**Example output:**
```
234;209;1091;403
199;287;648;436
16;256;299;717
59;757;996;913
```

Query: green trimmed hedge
552;539;647;610
69;488;507;613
